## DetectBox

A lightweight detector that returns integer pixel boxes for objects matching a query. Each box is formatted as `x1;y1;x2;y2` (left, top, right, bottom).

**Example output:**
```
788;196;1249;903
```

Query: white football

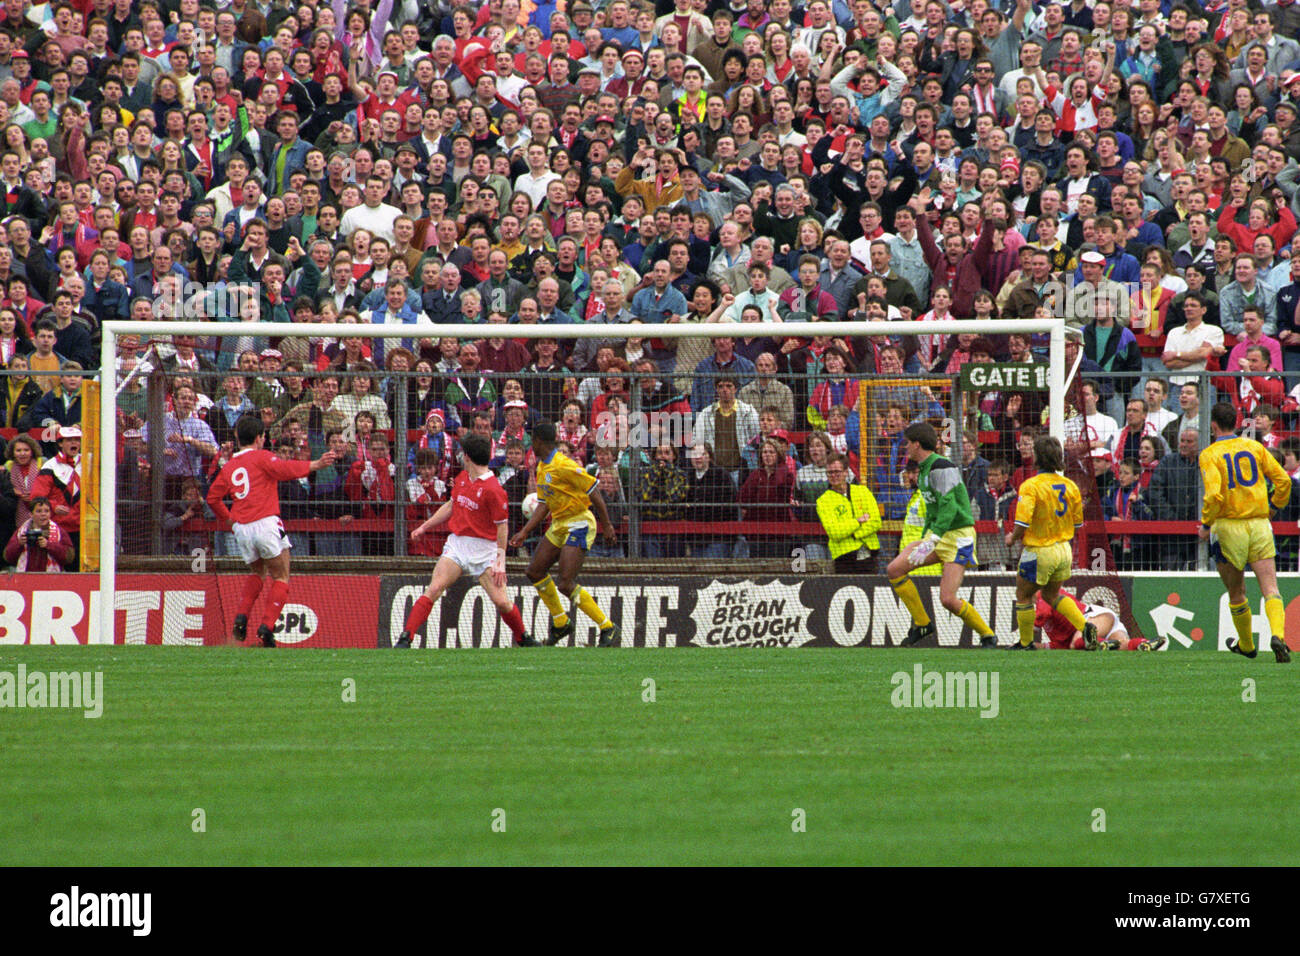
521;493;540;519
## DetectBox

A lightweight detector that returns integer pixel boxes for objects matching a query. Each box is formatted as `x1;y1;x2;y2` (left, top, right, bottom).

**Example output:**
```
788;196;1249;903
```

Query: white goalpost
96;317;1067;642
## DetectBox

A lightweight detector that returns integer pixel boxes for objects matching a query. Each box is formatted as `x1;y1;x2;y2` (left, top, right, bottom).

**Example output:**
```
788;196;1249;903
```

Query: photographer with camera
3;497;73;572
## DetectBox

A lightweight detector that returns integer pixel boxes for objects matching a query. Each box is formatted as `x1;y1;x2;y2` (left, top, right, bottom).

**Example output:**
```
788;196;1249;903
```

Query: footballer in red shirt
207;416;337;646
395;433;536;648
1034;593;1164;651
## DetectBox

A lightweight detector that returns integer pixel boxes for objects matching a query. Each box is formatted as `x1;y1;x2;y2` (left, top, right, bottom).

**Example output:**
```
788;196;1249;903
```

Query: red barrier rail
175;518;1300;536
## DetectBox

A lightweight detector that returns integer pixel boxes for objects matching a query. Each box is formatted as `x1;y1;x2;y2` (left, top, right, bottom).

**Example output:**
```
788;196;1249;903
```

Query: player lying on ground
395;433;537;648
207;415;337;647
888;421;998;649
509;421;621;647
1035;593;1166;651
1006;435;1093;651
1200;401;1292;663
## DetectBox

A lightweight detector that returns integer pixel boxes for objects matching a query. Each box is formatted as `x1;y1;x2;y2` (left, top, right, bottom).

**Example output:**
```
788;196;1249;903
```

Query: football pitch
1;648;1294;866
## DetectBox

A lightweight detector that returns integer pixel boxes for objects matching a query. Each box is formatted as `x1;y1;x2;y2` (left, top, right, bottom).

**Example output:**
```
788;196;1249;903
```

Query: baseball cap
504;399;528;410
1090;447;1112;461
376;68;398;80
1080;250;1106;265
595;115;616;126
771;429;791;441
259;348;282;360
10;50;28;59
1284;73;1300;87
58;425;82;440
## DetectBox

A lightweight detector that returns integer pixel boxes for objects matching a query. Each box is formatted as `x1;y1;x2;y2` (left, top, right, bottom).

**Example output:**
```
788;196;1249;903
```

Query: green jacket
918;453;973;537
816;484;882;559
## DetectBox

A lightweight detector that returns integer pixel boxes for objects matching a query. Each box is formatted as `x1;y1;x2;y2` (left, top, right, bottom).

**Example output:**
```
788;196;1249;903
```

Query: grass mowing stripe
0;649;1293;865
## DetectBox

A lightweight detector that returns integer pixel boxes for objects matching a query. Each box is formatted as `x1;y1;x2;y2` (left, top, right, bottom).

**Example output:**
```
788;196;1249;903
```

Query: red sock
1069;635;1086;650
1126;638;1145;651
261;580;290;631
501;605;525;642
404;595;434;635
237;574;263;617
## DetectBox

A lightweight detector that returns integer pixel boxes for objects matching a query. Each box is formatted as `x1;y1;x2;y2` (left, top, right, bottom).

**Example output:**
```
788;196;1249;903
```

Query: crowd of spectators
0;0;1299;570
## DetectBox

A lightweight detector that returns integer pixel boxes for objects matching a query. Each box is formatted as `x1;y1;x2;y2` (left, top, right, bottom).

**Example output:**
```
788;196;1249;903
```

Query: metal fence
2;362;1294;572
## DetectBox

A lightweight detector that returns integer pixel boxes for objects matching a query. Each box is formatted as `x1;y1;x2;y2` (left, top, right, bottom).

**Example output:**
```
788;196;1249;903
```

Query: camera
24;528;45;546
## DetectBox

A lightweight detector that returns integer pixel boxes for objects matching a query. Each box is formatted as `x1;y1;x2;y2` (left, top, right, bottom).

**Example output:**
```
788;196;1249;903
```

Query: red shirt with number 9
207;448;312;526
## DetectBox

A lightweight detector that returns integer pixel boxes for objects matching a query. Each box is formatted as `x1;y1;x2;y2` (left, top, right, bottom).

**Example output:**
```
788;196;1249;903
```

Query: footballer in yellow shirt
1005;435;1093;649
509;422;621;647
1199;402;1292;663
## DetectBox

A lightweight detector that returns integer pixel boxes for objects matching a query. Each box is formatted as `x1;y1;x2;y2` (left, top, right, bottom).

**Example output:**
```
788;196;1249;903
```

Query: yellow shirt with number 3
1013;472;1083;547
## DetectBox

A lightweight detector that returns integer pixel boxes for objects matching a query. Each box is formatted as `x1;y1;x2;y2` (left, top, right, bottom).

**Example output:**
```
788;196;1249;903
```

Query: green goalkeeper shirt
918;452;974;537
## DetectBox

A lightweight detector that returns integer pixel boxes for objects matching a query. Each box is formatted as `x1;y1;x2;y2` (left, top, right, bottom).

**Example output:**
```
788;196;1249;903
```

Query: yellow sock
1053;595;1087;631
573;586;611;629
1264;595;1285;642
957;600;995;638
889;576;931;627
534;576;569;628
1229;601;1253;653
1015;603;1035;647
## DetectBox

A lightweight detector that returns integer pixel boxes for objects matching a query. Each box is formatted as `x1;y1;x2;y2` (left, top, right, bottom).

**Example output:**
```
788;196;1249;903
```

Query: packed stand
1;0;1300;570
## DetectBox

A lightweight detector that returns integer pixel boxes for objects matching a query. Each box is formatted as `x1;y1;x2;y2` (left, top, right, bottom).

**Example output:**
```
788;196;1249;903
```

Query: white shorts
1082;602;1128;640
441;533;498;578
233;515;292;564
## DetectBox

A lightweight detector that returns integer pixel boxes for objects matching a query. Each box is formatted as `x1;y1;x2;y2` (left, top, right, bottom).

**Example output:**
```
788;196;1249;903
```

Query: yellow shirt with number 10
1013;472;1083;547
1199;435;1291;525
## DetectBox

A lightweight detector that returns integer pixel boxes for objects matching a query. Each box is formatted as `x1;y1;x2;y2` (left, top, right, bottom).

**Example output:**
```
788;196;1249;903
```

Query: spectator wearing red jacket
30;425;81;541
405;448;449;558
3;497;73;572
738;438;795;558
1216;197;1298;259
345;432;396;555
1229;344;1287;421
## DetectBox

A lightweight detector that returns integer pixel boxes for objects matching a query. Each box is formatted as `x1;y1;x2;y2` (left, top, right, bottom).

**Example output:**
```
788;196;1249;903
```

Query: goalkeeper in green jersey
885;421;998;649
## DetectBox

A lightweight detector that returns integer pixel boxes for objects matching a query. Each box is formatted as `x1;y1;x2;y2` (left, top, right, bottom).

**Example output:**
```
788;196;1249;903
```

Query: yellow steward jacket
816;484;882;559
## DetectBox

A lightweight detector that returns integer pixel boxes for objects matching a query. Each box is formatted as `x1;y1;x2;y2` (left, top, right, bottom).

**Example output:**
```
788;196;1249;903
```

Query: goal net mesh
102;321;1142;648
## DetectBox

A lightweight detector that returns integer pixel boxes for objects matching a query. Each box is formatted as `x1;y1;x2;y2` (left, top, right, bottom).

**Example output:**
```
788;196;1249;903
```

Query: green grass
0;648;1294;866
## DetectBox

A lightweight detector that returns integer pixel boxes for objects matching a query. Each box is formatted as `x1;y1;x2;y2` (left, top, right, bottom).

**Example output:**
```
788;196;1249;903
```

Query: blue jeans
314;533;361;556
641;535;685;558
692;541;730;559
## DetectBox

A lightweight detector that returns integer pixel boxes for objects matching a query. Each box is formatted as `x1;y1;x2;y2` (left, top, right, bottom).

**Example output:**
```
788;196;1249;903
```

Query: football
521;493;540;519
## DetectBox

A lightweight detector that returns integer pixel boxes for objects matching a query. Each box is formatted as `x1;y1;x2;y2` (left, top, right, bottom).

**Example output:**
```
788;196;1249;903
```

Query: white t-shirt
1065;411;1119;449
339;202;401;242
514;170;561;208
1162;321;1224;386
1146;406;1177;432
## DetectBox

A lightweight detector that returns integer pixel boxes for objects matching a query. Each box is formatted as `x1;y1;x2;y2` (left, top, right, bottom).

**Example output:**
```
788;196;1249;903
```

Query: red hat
426;408;445;423
10;50;28;59
771;428;790;441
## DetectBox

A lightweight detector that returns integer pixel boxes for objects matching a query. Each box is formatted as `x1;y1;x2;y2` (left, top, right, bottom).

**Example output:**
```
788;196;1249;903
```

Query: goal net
95;317;1141;648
